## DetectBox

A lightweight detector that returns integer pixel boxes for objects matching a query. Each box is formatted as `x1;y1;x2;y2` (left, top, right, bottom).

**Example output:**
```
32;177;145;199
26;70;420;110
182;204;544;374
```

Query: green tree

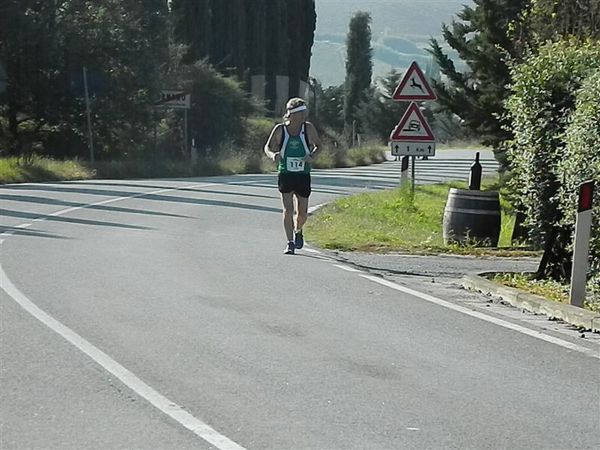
516;0;600;47
245;0;267;78
0;0;168;159
355;70;409;143
343;11;373;145
505;39;600;281
314;83;345;134
264;0;287;112
286;0;316;100
428;0;526;167
170;0;212;63
559;69;600;292
0;0;61;155
181;61;257;153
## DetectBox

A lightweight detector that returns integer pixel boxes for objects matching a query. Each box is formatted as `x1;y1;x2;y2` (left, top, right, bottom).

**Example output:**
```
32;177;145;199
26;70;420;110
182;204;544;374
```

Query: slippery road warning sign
389;102;436;156
390;103;435;141
392;61;436;101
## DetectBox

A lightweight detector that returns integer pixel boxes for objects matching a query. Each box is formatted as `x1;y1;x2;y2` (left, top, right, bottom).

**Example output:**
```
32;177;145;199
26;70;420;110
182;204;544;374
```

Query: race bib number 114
286;157;305;172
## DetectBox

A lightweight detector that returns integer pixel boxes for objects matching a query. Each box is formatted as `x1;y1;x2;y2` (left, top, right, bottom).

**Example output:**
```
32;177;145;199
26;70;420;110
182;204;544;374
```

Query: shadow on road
0;226;68;240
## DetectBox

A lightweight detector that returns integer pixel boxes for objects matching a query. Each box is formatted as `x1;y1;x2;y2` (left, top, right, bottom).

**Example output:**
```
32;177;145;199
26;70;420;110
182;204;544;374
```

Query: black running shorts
278;173;311;198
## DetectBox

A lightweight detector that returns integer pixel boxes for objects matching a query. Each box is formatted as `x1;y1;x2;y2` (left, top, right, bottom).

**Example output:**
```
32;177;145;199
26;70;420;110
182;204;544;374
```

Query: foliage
313;82;345;134
0;0;168;159
505;39;600;281
171;0;316;113
354;70;408;143
343;11;373;144
176;60;260;154
515;0;600;49
558;70;600;288
0;1;317;164
0;155;93;183
0;138;386;184
492;273;599;311
428;0;525;168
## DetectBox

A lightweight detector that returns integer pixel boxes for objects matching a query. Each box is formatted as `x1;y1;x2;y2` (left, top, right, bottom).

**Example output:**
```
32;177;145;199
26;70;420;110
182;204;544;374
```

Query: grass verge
0;145;387;184
305;177;534;257
490;272;600;312
0;156;94;184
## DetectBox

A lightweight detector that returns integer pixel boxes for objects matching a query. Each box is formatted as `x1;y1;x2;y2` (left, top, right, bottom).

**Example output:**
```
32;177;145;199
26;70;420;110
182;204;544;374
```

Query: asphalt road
1;151;599;449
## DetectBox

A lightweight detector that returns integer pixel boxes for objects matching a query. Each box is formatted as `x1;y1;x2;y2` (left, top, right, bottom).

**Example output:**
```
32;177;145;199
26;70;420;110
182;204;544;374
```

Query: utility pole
83;67;95;166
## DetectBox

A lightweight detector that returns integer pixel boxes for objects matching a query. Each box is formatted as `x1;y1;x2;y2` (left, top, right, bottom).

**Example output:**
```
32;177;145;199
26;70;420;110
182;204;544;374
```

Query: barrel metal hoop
448;195;500;202
444;207;501;216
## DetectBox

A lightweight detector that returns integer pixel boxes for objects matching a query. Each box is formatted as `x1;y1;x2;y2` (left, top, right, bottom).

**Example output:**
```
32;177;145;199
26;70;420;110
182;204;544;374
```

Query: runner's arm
264;124;283;161
305;122;323;158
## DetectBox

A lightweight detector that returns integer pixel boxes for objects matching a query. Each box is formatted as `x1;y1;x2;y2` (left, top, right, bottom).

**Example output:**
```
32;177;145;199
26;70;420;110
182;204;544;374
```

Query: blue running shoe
284;241;295;255
294;230;304;249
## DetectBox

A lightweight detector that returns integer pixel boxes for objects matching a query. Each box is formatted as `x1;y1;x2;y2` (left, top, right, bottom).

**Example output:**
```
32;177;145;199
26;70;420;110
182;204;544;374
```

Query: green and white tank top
278;123;311;174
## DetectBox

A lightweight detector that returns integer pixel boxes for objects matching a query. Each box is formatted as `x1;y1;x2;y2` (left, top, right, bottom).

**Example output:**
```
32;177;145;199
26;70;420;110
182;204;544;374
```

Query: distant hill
310;0;470;86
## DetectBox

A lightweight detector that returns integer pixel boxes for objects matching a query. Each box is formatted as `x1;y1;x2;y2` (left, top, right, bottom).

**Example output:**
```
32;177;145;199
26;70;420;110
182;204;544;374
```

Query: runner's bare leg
295;194;309;231
282;192;295;241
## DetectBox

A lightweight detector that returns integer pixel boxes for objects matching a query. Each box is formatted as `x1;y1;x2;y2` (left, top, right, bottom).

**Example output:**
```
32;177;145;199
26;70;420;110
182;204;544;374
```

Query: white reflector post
570;181;595;307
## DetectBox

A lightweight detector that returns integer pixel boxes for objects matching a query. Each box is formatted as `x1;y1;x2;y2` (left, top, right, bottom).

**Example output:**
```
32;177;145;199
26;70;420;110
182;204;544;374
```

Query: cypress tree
286;0;316;100
264;0;288;113
171;0;212;63
343;11;373;145
245;0;267;77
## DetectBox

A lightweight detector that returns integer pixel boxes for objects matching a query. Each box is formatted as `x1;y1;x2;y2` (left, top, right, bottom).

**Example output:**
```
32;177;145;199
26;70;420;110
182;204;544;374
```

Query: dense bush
558;70;600;288
505;39;600;280
180;61;261;154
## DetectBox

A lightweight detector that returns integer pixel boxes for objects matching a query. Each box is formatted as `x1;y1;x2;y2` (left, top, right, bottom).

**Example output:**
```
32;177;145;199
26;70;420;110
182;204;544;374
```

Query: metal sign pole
184;108;188;158
411;156;416;194
83;67;95;165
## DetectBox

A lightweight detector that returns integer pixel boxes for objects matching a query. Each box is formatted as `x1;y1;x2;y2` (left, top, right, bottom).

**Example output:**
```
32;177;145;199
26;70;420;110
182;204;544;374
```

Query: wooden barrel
443;189;501;247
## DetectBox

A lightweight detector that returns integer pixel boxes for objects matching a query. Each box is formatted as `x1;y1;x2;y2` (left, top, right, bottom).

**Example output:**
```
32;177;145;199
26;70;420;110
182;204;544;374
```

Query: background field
311;0;470;86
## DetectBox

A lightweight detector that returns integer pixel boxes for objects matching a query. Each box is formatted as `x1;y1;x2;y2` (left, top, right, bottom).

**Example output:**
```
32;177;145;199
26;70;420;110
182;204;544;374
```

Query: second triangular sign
392;61;436;101
390;103;435;141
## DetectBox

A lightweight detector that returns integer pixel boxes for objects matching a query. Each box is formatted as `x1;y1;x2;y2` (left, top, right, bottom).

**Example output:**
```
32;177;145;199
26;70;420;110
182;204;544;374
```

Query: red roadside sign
392;61;436;101
578;181;595;212
389;102;435;141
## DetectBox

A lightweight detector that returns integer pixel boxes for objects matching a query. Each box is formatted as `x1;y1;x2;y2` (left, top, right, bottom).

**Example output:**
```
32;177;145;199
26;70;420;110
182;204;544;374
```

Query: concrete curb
461;274;600;332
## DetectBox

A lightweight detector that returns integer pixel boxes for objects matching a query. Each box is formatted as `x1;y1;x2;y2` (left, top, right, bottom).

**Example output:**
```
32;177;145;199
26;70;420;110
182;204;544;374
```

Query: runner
264;98;323;254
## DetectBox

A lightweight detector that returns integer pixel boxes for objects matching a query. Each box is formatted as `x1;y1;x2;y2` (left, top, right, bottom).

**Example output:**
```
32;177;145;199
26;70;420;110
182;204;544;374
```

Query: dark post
469;152;482;190
411;155;416;194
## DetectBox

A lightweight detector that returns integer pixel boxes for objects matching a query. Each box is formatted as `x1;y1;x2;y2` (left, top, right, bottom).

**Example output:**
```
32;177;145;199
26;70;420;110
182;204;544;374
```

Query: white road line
302;247;321;254
360;274;600;360
0;266;246;450
333;264;362;273
0;181;249;449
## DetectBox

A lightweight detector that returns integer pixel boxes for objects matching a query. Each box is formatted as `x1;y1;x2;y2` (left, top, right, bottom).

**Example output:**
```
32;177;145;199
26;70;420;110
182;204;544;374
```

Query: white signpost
570;180;595;307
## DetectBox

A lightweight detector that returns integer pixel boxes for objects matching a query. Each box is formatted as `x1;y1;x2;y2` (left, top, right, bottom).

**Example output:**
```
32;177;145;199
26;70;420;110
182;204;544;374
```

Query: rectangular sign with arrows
390;141;436;157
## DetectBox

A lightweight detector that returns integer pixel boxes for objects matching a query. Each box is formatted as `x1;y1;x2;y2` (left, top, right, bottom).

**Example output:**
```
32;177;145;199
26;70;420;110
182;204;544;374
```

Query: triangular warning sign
392;61;436;101
390;103;435;141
